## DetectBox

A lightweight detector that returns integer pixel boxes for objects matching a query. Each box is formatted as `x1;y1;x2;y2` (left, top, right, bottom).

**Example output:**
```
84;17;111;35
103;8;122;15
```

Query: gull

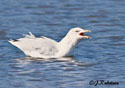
9;27;91;58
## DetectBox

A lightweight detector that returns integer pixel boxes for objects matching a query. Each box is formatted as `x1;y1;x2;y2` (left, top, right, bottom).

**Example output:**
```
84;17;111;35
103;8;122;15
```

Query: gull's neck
59;35;78;47
57;35;79;56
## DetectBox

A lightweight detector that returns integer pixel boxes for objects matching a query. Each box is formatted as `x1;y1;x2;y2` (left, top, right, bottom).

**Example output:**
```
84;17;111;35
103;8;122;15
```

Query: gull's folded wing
9;33;58;58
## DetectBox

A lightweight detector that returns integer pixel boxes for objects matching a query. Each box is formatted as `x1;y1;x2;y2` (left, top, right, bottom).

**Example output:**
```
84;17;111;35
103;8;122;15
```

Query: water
0;0;125;88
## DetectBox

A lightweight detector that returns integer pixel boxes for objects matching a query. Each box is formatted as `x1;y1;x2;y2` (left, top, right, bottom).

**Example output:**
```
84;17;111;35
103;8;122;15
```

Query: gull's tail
8;39;21;49
8;32;35;48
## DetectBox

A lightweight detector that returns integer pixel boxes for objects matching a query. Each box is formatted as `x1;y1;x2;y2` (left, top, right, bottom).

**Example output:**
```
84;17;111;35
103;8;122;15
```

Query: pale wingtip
8;39;13;43
8;39;19;43
8;39;14;45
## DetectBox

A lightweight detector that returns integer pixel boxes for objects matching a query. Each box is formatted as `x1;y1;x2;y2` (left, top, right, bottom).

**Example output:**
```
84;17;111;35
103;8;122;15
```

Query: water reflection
14;56;82;68
14;56;99;68
8;57;91;88
8;56;101;88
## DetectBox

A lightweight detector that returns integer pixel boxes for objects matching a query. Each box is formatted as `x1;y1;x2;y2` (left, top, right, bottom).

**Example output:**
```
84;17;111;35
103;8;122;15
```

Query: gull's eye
75;30;80;32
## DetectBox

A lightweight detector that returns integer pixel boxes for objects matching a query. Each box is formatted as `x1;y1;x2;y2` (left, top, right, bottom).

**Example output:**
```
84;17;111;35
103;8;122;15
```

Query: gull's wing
9;32;58;57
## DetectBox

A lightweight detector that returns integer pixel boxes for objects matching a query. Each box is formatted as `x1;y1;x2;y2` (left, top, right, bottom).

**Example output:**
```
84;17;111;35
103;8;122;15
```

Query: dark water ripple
0;0;125;88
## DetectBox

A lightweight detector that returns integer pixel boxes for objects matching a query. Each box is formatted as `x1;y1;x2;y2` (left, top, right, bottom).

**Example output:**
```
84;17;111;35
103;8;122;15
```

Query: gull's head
67;27;91;40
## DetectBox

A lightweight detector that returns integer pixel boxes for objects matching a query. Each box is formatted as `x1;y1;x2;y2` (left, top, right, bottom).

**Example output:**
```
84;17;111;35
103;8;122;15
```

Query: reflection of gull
15;56;84;66
15;57;99;68
9;27;91;58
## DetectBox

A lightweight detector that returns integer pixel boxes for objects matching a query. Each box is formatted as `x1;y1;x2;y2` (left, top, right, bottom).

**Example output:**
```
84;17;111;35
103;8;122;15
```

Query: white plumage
9;27;91;58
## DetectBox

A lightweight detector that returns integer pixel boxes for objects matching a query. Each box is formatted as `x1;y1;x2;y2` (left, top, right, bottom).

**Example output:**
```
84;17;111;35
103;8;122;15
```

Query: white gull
9;27;91;58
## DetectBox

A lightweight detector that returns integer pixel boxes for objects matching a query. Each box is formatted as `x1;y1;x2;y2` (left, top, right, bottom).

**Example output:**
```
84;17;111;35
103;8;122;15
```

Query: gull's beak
83;30;91;33
79;30;91;39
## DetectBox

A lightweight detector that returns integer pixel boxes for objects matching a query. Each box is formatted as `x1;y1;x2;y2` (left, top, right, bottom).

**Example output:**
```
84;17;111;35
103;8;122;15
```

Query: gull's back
9;33;59;58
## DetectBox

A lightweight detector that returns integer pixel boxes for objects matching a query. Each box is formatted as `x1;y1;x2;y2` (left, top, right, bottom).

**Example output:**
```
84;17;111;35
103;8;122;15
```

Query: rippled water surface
0;0;125;88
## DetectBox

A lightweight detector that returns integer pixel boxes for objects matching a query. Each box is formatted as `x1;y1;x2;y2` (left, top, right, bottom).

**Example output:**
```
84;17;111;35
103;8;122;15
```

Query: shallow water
0;0;125;88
